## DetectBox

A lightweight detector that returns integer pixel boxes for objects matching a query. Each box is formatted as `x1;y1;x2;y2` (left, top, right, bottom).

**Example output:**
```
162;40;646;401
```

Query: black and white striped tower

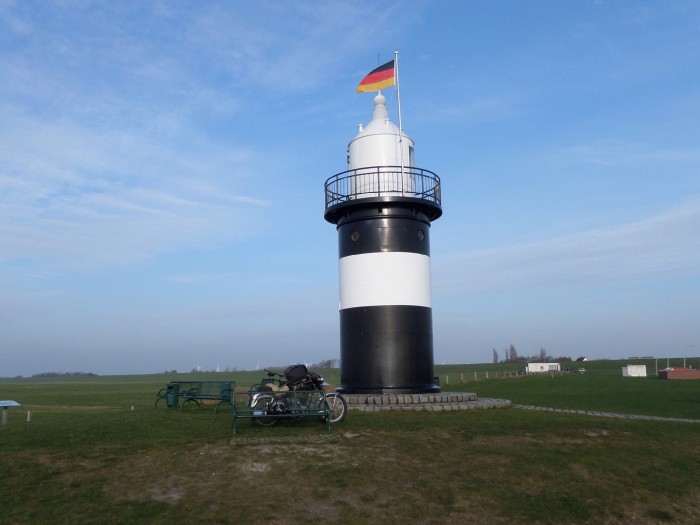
324;93;442;394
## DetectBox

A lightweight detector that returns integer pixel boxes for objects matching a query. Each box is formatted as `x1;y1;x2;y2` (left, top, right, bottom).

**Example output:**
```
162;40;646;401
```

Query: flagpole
394;50;405;189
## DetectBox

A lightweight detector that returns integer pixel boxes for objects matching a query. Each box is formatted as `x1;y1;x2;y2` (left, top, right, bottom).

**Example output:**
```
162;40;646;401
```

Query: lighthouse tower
324;93;442;394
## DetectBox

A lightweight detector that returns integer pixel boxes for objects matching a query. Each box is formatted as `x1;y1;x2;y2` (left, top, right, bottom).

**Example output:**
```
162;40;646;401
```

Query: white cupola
347;93;414;170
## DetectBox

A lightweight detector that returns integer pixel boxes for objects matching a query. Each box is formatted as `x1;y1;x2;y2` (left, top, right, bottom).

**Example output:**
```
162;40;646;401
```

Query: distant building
622;365;647;377
659;368;700;380
527;362;561;374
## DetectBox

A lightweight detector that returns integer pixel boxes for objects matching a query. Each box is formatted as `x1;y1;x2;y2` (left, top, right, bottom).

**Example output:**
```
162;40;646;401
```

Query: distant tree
506;345;518;363
503;345;518;363
314;359;338;369
492;348;499;364
539;348;548;361
32;371;97;378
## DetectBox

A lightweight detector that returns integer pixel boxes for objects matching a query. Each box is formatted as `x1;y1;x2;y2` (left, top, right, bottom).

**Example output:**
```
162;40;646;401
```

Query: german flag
356;60;395;93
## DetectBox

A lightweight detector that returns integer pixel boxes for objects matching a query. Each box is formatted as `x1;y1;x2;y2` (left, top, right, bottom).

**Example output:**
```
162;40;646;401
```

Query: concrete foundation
343;392;511;412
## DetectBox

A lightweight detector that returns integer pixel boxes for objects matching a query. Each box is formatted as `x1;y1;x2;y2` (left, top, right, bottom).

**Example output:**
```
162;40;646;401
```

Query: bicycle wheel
323;393;347;423
251;393;278;427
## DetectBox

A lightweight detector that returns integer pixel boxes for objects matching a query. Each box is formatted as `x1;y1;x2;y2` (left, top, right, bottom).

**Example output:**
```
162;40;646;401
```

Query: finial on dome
372;92;389;120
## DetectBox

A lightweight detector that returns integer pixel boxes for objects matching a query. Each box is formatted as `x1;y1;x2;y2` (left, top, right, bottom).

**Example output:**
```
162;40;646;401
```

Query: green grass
432;359;700;420
1;361;700;524
469;373;700;418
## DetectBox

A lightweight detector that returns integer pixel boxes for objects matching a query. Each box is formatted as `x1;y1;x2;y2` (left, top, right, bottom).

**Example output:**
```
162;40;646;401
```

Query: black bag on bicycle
284;364;309;386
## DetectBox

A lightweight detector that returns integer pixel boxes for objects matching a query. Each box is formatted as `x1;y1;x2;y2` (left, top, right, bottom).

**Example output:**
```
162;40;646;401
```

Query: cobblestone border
344;392;511;412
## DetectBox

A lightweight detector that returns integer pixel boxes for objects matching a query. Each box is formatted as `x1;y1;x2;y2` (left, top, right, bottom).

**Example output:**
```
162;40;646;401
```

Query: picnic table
155;381;234;413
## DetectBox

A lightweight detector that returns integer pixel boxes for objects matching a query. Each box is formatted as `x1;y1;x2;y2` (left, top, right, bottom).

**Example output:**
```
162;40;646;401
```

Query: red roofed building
658;368;700;380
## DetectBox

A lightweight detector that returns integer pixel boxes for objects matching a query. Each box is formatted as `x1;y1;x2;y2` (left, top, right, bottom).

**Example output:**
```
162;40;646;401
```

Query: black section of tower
339;306;434;393
338;212;431;258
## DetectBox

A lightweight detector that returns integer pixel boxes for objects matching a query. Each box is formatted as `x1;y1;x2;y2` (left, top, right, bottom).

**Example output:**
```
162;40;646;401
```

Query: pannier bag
284;364;309;385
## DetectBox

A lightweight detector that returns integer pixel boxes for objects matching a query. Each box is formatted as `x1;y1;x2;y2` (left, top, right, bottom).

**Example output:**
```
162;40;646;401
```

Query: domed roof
353;93;409;141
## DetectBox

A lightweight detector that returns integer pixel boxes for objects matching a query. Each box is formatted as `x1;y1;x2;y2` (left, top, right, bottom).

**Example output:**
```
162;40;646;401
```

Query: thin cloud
434;197;700;293
545;140;700;167
425;94;522;124
186;2;407;93
0;2;409;272
0;109;270;267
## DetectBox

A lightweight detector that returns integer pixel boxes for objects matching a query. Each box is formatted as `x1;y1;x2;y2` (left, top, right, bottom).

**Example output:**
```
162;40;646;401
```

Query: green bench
155;381;234;413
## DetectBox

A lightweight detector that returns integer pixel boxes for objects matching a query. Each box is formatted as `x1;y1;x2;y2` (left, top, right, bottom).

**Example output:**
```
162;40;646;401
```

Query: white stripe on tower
339;252;431;309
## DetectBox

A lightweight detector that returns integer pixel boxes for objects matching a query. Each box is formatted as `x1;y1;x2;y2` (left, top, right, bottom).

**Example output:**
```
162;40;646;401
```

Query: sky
1;1;699;377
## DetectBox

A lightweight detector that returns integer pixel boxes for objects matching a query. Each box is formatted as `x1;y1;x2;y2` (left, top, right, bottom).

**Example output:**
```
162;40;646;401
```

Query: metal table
0;400;21;425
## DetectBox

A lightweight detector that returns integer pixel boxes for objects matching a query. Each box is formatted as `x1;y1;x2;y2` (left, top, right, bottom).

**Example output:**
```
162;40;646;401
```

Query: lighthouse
324;93;442;394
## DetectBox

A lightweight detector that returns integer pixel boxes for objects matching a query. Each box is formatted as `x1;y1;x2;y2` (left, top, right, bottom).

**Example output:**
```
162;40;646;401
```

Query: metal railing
324;166;441;210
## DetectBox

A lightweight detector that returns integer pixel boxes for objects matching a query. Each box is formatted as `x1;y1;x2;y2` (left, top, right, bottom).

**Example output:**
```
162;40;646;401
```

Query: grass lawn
1;362;699;524
466;372;700;419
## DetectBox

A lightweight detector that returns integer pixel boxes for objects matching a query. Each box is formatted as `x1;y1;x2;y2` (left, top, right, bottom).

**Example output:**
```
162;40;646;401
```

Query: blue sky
1;1;699;376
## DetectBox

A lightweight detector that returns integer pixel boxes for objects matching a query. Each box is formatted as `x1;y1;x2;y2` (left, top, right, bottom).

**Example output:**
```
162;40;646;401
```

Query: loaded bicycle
248;365;347;427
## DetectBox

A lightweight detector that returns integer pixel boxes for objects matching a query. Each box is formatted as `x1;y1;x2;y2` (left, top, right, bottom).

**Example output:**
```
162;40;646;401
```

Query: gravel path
513;404;700;424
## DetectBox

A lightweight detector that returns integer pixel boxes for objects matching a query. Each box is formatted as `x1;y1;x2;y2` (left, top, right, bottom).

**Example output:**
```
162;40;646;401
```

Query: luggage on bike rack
284;364;309;386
